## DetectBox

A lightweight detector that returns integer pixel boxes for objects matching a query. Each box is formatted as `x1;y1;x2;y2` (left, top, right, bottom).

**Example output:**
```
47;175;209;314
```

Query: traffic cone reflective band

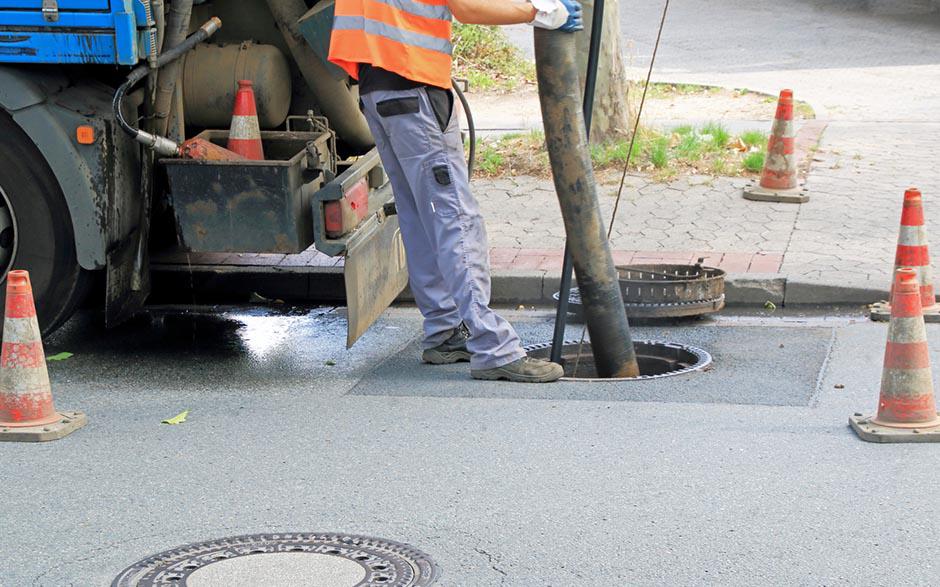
851;268;940;443
869;188;940;322
0;270;85;442
743;89;808;204
227;80;265;161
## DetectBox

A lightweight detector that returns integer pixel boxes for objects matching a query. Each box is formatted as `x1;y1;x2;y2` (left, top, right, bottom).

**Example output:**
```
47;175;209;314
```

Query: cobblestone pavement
473;118;940;293
483;2;940;298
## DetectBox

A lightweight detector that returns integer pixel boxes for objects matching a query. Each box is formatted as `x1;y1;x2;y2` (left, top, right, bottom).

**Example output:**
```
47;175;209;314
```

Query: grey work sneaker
471;356;565;383
422;324;471;365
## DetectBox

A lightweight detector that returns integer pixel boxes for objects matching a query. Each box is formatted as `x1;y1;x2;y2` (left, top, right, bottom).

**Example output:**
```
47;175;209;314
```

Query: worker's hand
530;0;583;32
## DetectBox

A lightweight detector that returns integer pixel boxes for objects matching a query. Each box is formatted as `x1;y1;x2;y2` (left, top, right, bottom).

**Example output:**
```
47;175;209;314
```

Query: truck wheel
0;113;90;337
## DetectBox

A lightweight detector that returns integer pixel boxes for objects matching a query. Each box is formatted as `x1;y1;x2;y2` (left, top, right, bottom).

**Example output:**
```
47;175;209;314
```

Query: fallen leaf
47;352;73;362
162;410;189;425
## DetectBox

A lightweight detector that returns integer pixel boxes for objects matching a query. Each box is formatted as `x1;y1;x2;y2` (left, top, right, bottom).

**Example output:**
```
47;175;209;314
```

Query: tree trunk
575;0;634;143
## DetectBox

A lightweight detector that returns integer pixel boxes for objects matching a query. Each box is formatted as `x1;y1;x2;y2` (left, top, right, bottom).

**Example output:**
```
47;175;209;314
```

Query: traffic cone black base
0;411;87;443
743;184;809;204
869;301;940;323
849;413;940;443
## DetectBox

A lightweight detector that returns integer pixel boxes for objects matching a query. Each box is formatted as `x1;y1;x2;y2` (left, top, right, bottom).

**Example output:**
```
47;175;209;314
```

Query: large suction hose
152;0;194;137
534;28;639;379
266;0;374;152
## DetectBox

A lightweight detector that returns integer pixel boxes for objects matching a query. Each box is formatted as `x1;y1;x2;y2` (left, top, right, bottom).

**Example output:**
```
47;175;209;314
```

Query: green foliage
452;24;534;91
648;137;670;169
740;130;768;149
477;143;505;175
743;152;766;173
676;132;705;161
590;138;642;168
701;122;730;149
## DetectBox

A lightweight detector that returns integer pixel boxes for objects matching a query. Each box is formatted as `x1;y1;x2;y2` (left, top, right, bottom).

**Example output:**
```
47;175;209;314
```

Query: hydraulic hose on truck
534;27;640;379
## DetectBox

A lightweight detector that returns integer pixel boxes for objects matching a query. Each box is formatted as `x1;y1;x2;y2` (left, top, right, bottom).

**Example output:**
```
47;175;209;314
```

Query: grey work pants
360;87;526;370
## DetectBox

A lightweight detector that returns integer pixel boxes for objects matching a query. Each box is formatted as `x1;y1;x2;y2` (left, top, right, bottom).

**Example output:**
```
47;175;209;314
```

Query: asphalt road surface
3;306;940;585
503;0;940;120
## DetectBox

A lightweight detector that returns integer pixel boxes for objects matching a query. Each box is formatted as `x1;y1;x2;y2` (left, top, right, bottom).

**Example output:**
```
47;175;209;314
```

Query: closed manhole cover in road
112;533;439;587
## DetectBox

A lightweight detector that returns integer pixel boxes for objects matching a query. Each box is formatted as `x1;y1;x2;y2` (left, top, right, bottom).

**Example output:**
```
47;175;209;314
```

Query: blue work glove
558;0;584;32
530;0;584;33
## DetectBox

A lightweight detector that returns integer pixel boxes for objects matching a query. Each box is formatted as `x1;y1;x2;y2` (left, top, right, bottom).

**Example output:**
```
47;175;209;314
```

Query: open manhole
526;340;712;382
112;533;439;587
555;263;726;320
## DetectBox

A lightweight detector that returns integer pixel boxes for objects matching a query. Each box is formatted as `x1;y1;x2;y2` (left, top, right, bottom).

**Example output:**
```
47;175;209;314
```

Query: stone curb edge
435;271;890;308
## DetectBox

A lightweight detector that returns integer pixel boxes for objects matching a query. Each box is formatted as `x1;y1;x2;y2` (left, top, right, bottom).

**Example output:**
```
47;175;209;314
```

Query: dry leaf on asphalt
162;410;190;425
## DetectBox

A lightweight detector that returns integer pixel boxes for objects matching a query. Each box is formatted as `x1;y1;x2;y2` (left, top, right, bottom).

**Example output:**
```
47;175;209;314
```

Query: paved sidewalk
480;3;940;307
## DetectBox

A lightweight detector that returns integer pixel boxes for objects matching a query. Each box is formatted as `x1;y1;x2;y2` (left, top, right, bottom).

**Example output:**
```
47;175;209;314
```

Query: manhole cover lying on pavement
526;340;711;382
555;263;726;320
112;533;439;587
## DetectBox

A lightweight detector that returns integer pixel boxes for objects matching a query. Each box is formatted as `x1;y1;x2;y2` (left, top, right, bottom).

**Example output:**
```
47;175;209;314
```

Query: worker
330;0;582;382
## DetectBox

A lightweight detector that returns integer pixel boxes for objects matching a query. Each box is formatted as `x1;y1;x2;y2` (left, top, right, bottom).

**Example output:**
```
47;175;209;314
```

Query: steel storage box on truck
0;0;408;346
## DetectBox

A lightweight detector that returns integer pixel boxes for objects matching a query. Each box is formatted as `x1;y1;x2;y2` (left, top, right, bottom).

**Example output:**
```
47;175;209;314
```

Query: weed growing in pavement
743;152;765;173
452;24;534;92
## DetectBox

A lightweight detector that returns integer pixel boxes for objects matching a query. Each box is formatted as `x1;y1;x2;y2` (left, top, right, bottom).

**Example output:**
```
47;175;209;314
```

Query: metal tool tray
162;129;333;254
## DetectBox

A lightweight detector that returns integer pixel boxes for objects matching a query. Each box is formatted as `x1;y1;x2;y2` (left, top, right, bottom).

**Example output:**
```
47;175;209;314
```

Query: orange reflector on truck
325;177;370;238
76;125;95;145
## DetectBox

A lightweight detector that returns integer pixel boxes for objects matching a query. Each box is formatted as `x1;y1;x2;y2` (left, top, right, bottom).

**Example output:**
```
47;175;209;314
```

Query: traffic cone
870;188;940;322
0;271;86;442
227;80;265;160
850;267;940;443
743;89;808;204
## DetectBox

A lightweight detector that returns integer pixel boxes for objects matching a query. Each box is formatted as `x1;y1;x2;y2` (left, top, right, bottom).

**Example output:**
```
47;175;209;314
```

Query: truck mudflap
343;214;407;348
312;149;408;347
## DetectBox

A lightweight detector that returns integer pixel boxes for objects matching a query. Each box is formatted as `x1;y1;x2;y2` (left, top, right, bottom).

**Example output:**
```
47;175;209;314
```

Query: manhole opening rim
111;532;440;587
525;339;712;382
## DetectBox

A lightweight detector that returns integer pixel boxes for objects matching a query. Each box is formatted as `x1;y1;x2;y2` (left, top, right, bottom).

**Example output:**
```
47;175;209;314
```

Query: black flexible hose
551;0;607;365
452;79;476;177
113;18;221;150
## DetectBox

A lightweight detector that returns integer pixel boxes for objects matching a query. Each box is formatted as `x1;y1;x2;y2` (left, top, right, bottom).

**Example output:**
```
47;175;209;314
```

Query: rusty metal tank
182;41;292;129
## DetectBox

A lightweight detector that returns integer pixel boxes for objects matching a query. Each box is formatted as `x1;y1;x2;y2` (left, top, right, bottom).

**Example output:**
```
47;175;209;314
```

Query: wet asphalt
3;305;940;585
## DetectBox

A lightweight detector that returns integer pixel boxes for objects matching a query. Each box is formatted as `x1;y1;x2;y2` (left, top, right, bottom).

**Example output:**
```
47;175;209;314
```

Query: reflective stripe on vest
329;0;453;89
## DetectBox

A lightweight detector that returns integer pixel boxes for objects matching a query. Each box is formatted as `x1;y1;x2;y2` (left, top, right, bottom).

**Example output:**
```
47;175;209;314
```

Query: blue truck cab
0;0;152;64
0;0;405;345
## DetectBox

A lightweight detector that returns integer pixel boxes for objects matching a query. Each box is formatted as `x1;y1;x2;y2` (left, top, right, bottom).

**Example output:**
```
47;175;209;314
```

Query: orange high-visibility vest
329;0;453;89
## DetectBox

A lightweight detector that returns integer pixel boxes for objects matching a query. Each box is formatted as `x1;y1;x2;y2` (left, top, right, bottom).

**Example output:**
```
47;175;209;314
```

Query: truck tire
0;112;90;337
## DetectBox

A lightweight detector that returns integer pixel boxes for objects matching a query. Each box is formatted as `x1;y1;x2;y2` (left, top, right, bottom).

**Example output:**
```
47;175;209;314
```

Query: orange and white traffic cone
226;80;265;161
851;267;940;443
743;89;808;204
0;271;86;442
871;188;939;322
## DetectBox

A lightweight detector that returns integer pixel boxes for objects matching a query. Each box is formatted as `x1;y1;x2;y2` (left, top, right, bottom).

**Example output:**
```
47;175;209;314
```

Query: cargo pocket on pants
424;158;462;217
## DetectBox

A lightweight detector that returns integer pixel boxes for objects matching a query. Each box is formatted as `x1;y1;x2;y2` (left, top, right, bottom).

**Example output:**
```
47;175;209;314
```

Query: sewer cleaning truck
0;0;409;345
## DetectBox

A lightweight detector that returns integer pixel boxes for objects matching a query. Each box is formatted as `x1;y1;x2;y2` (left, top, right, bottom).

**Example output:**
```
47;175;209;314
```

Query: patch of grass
647;83;720;99
675;132;705;161
473;123;772;181
740;129;767;149
742;152;765;173
477;143;505;175
648;136;670;169
701;122;730;149
452;24;534;92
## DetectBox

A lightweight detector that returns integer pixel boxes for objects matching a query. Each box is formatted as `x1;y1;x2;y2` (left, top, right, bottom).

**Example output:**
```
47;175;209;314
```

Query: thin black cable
452;80;476;176
550;0;608;364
